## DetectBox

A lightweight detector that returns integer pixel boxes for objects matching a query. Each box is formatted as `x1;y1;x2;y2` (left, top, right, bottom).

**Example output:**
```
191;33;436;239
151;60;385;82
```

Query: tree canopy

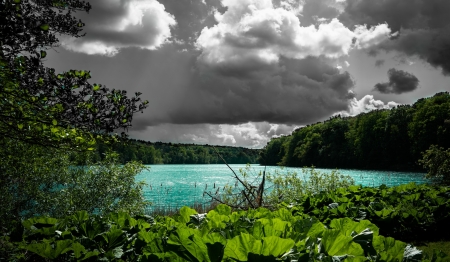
1;0;148;149
259;92;450;172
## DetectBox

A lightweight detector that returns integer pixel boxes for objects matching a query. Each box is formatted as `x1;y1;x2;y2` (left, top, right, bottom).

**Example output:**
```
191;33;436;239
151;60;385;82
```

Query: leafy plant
5;205;445;261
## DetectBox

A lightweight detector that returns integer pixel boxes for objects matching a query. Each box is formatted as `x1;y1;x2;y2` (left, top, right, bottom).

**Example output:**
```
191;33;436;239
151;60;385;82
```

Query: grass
417;241;450;257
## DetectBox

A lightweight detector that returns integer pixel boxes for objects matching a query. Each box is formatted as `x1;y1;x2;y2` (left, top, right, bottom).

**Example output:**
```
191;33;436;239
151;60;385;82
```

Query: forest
91;140;261;164
258;91;450;171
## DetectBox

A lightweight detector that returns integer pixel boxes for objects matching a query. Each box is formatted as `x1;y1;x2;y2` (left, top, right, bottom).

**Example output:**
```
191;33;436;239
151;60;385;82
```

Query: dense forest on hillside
89;140;261;164
259;92;450;171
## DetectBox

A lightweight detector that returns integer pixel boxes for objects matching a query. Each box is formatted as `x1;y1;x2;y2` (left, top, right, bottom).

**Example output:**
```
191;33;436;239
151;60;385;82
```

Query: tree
419;145;450;185
1;0;148;149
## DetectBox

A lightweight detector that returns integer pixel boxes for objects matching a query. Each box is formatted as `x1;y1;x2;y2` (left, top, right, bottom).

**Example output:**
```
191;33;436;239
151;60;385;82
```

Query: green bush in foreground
0;138;150;234
3;206;448;261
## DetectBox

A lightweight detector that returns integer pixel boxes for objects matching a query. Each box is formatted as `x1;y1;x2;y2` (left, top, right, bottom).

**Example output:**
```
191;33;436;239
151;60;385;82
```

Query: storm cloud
44;0;450;148
373;68;419;94
339;0;450;75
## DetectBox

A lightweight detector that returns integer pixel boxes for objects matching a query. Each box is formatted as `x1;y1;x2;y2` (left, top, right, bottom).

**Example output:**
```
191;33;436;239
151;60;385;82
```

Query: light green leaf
260;236;295;258
178;206;197;224
321;229;364;257
52;119;57;126
40;24;49;31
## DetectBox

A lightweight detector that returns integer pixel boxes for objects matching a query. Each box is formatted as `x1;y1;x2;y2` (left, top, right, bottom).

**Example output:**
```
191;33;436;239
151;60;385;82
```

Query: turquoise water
136;164;428;211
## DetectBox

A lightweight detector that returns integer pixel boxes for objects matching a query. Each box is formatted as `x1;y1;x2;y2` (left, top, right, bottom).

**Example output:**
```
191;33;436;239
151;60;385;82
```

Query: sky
44;0;450;148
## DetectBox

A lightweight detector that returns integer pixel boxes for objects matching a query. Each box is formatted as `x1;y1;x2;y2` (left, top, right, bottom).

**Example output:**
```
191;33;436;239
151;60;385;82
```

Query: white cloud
62;0;176;56
128;122;298;148
334;94;399;117
196;0;391;67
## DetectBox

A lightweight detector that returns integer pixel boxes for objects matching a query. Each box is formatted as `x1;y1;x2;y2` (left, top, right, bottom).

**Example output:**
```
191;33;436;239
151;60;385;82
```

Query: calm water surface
136;164;428;210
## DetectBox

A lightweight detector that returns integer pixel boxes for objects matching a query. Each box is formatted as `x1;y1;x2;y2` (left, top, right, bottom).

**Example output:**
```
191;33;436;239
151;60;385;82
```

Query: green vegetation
1;0;149;244
2;0;450;260
4;204;449;261
419;145;450;184
91;140;261;164
259;92;450;172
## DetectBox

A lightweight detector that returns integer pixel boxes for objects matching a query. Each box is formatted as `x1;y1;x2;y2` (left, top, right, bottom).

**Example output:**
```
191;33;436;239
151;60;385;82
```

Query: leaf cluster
281;183;450;243
5;205;448;261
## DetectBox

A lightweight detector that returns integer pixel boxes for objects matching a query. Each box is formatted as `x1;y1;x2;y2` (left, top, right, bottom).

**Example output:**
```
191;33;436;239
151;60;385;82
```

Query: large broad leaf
206;210;230;230
224;233;261;261
252;218;290;239
178;206;198;224
136;231;165;253
329;218;379;237
203;233;226;262
372;235;406;262
214;204;232;216
101;228;127;250
259;236;295;258
321;229;364;257
109;212;137;229
167;225;210;262
25;239;73;259
291;218;325;242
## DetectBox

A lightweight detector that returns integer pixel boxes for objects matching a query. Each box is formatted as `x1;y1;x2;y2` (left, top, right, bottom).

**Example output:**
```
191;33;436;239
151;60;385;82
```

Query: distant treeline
90;140;261;164
258;92;450;171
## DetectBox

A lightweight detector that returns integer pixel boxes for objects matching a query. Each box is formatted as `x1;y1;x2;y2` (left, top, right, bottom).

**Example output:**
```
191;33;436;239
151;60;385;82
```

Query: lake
136;164;428;211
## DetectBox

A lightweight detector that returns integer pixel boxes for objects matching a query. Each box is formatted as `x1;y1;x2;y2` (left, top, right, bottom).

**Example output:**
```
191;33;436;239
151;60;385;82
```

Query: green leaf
321;229;364;256
102;228;127;250
40;24;49;31
224;233;259;261
13;0;21;3
260;236;295;258
93;84;100;91
18;124;23;129
372;235;406;262
40;50;47;58
25;240;73;259
52;119;57;126
178;206;197;224
167;226;209;262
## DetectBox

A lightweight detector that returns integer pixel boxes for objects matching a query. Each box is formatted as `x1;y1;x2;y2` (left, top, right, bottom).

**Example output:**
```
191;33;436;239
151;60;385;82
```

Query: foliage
0;0;148;149
265;167;355;206
93;139;261;165
419;145;450;185
282;183;450;243
207;166;354;211
0;137;150;233
4;205;446;261
260;92;450;172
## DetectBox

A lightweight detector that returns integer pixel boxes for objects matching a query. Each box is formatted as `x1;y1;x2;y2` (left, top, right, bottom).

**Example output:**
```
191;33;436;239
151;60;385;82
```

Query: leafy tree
260;92;450;172
419;145;450;185
1;0;148;149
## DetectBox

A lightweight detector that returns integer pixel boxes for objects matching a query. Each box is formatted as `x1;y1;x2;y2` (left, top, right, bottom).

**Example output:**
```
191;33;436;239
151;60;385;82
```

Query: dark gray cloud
298;0;340;26
373;68;419;94
157;0;223;47
339;0;450;75
375;59;385;67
